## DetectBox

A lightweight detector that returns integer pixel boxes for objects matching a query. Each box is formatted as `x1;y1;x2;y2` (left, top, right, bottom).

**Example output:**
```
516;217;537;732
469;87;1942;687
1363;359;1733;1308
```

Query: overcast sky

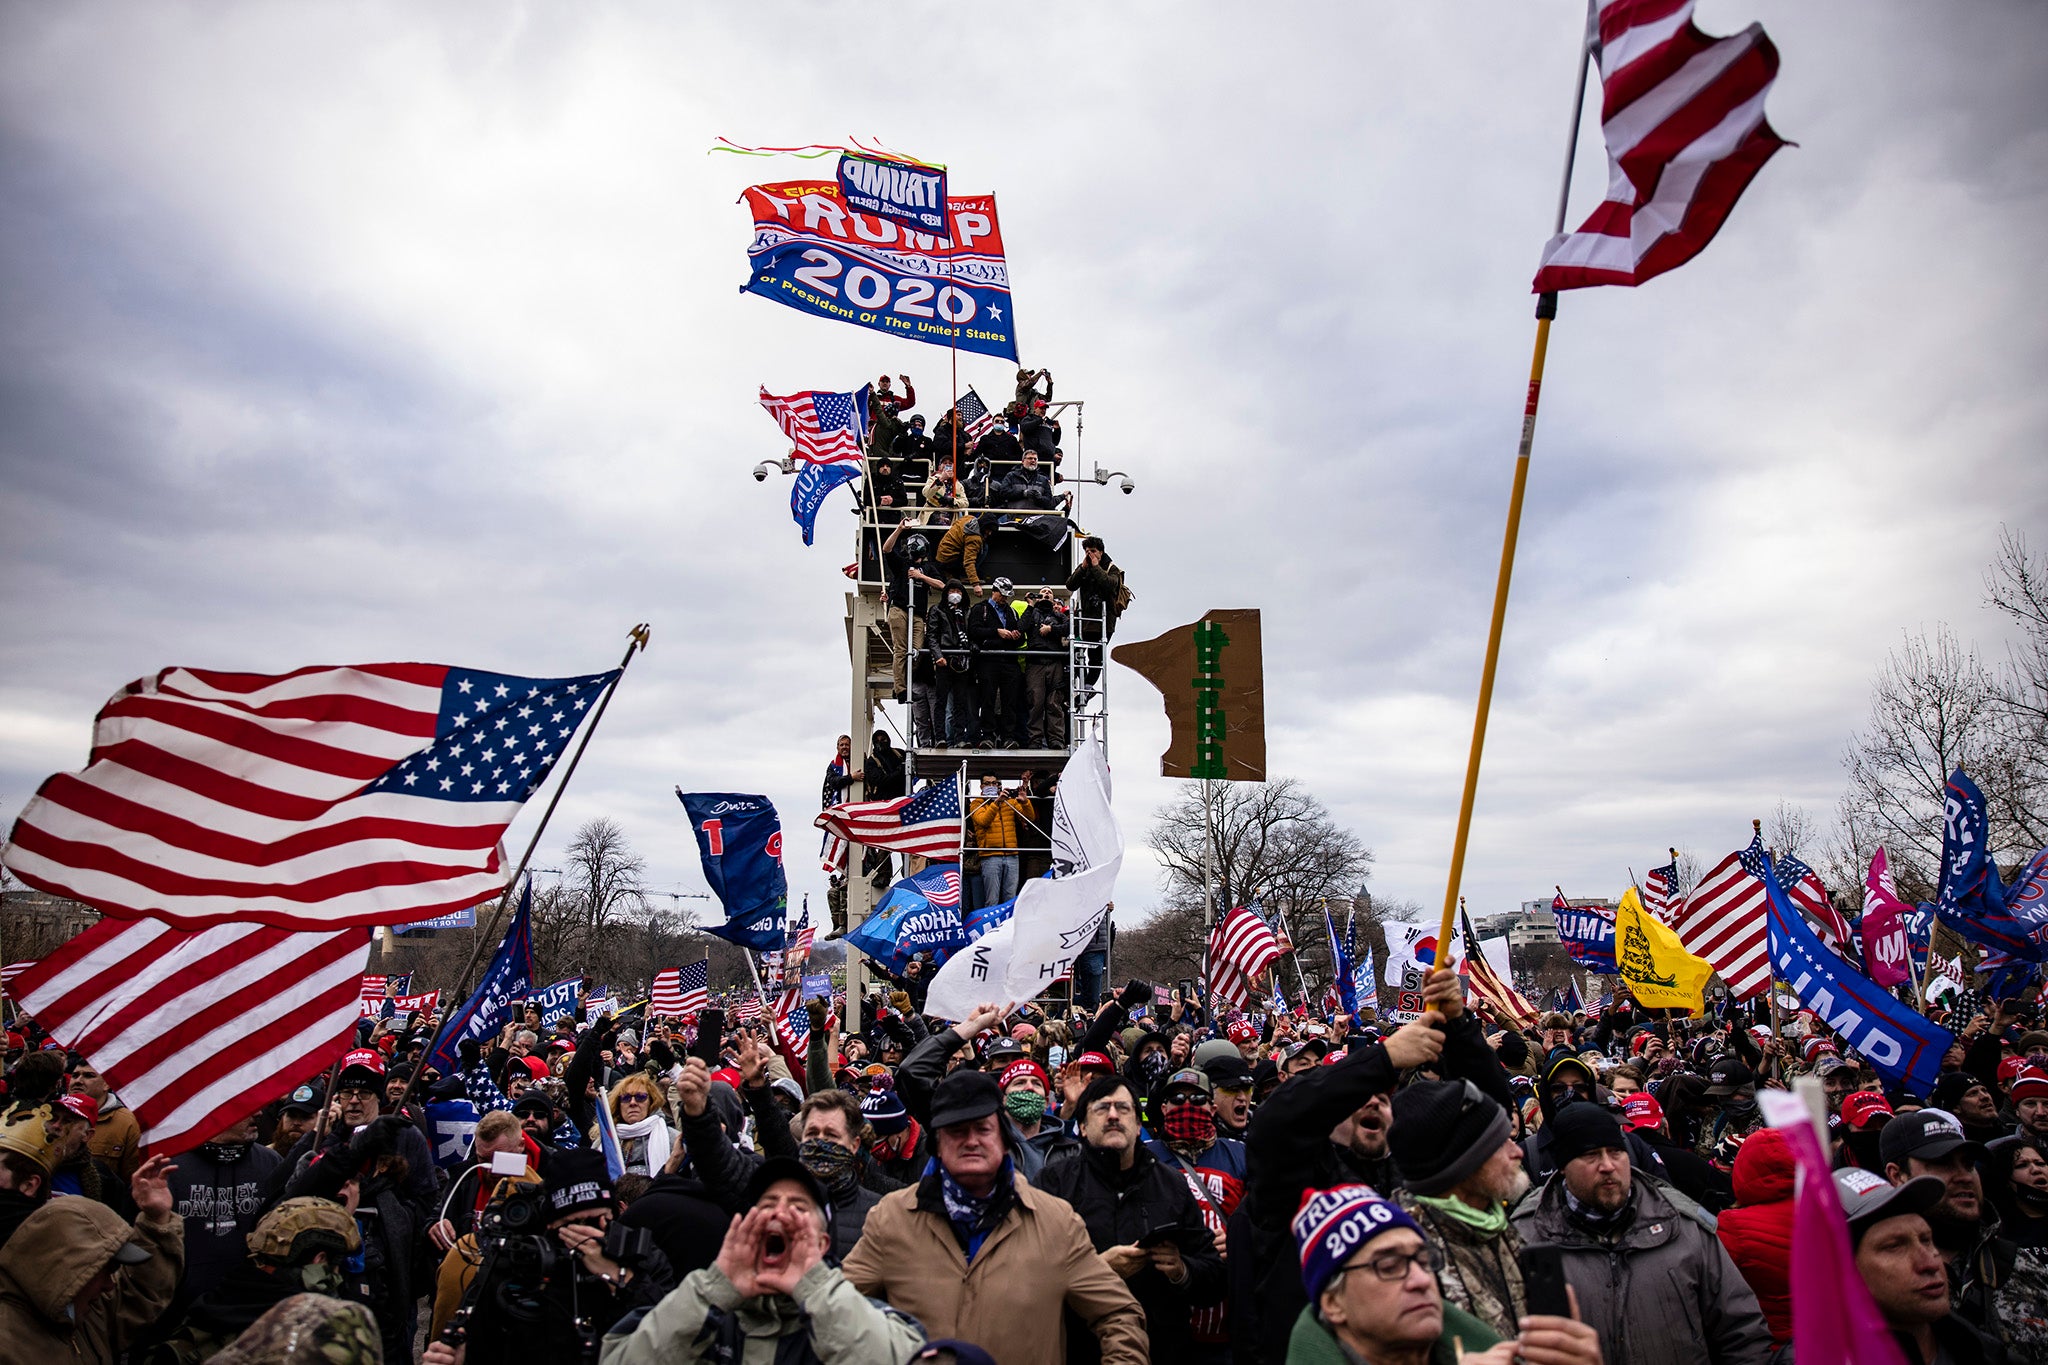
2;1;2044;940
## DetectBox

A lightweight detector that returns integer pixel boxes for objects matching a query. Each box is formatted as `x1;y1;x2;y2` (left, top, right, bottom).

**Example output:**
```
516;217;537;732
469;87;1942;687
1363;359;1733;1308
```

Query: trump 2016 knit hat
860;1087;911;1136
1389;1079;1511;1197
1291;1184;1423;1303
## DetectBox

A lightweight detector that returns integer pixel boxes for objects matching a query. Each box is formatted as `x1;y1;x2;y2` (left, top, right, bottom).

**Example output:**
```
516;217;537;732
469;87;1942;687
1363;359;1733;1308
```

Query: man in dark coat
967;579;1027;749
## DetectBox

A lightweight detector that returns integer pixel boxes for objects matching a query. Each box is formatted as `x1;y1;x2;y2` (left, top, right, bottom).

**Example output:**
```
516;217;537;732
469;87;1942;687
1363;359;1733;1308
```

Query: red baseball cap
1840;1091;1894;1129
518;1054;550;1081
1621;1093;1664;1131
337;1048;387;1084
1067;1051;1115;1074
56;1093;99;1125
1227;1021;1257;1044
1000;1059;1049;1093
2009;1067;2048;1104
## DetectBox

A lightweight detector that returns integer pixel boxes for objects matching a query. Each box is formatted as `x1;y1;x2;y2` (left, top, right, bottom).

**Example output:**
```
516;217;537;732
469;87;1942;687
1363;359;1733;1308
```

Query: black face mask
1843;1130;1886;1170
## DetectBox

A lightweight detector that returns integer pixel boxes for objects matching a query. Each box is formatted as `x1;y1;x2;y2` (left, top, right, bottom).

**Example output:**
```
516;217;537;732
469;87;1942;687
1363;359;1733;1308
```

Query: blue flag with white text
792;460;860;546
427;881;535;1074
1934;770;2045;960
678;791;788;950
529;977;580;1028
847;864;969;975
1766;855;1951;1098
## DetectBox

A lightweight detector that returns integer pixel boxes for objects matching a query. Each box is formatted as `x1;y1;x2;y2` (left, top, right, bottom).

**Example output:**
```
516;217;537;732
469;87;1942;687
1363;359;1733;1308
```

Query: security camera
752;460;785;482
1119;478;1135;495
753;465;769;483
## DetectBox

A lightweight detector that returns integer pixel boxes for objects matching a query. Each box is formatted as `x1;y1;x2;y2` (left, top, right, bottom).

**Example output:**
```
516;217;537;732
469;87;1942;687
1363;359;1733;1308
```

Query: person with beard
1034;1073;1225;1365
2012;1066;2048;1154
267;1086;321;1160
44;1093;135;1217
1387;1080;1531;1339
1983;1134;2048;1352
1238;967;1506;1365
1521;1055;1665;1185
1203;1054;1257;1141
1713;1126;1796;1349
164;1111;283;1318
1691;1057;1767;1158
1145;1066;1245;1365
1838;1168;2011;1365
1882;1108;2018;1336
1933;1070;2014;1145
0;1105;57;1251
1512;1103;1770;1365
144;1197;361;1365
602;1156;925;1364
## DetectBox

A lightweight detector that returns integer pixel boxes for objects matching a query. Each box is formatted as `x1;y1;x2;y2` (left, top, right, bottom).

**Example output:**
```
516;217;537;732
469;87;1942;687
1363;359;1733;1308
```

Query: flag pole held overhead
1435;23;1594;964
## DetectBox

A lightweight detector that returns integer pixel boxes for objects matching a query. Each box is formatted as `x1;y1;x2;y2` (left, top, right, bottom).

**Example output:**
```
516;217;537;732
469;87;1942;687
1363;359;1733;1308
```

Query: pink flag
1761;1093;1908;1365
1863;848;1914;989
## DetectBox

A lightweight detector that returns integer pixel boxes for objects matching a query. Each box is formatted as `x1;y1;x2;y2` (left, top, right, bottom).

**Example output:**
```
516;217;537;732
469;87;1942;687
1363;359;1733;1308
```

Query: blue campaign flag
847;864;968;975
424;1096;480;1171
837;153;948;234
677;791;788;951
801;972;833;1001
1934;770;2044;961
1765;855;1952;1098
427;881;535;1074
1560;979;1584;1015
396;906;478;935
1324;904;1358;1015
1550;897;1619;975
529;977;580;1027
792;461;860;546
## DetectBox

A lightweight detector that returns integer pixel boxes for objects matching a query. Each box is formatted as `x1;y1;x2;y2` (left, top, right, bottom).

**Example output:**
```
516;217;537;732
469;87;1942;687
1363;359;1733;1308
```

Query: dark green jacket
1284;1301;1500;1364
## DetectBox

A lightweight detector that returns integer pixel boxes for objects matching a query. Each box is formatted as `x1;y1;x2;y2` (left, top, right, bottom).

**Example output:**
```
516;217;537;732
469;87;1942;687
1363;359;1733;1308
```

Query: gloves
806;998;828;1026
1118;980;1153;1011
890;991;913;1015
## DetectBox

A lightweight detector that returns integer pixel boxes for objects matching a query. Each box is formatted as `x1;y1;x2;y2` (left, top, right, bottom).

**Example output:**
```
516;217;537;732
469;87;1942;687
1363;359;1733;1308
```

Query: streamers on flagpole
1434;19;1595;961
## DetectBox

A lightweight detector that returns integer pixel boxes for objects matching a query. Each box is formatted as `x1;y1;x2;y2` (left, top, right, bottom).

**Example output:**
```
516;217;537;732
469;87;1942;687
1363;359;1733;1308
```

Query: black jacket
975;427;1022;466
891;428;935;476
617;1171;728;1282
866;458;908;512
967;597;1022;657
1019;413;1060;459
926;601;974;673
1020;600;1070;663
1035;1142;1224;1364
1066;557;1128;635
996;464;1058;509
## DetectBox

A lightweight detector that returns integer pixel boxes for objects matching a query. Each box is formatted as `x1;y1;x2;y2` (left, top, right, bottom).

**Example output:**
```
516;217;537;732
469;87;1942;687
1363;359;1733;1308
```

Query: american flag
1205;905;1284;1010
651;959;709;1017
1459;912;1542;1029
815;781;963;860
732;996;763;1021
1775;850;1856;958
1534;0;1786;291
1643;859;1680;923
953;388;998;443
0;960;38;996
359;975;390;1003
1672;832;1771;998
759;384;871;465
11;916;371;1157
2;662;619;929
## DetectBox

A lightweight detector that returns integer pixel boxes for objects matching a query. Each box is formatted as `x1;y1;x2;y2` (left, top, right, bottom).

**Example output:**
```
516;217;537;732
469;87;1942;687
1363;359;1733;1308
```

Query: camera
1119;477;1134;495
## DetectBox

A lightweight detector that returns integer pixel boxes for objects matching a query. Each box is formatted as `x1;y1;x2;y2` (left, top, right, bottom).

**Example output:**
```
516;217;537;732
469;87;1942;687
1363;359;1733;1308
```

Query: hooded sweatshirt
167;1141;284;1312
0;1196;184;1363
1715;1126;1795;1346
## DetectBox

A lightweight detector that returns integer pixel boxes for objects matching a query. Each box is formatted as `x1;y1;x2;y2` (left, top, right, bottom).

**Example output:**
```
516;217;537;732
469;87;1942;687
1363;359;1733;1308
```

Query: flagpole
1434;12;1595;968
414;625;650;1067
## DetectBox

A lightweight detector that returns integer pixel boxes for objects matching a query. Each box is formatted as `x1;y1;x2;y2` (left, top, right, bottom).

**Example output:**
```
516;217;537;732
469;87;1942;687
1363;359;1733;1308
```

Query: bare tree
1764;799;1819;865
1985;527;2048;851
563;818;647;935
1836;626;2003;898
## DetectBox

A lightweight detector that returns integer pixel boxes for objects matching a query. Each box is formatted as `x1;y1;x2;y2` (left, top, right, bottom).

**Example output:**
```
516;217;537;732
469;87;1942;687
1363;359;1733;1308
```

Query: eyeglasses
1332;1245;1444;1284
619;1094;651;1107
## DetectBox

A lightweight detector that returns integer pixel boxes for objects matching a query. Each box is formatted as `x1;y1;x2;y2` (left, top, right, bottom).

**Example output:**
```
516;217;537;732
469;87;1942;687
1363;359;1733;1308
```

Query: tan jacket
90;1104;144;1181
0;1199;183;1365
842;1170;1148;1365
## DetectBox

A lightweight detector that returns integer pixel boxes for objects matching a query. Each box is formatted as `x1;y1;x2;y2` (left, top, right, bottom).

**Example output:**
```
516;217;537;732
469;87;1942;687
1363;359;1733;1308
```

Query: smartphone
1518;1243;1571;1318
1136;1224;1182;1249
1177;978;1195;1003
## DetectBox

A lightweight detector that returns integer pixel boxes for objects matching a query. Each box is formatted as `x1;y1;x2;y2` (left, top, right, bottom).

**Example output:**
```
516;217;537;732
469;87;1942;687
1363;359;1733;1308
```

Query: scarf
1413;1191;1509;1236
614;1114;671;1176
935;1154;1015;1262
800;1139;863;1201
1563;1185;1635;1237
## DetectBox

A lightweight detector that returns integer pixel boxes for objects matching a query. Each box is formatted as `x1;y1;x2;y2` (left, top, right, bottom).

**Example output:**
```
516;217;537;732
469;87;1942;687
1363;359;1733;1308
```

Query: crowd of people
5;966;2042;1363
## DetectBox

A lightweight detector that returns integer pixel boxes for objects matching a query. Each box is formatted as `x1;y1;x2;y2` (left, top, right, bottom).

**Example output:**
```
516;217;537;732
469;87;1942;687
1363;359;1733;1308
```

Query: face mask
1138;1051;1172;1084
1163;1105;1216;1148
799;1138;861;1198
1004;1090;1048;1125
948;594;963;607
298;1260;344;1295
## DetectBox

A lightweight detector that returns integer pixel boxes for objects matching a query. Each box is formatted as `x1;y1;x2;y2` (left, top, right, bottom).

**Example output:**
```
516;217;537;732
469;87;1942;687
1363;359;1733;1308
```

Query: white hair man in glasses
1287;1183;1600;1365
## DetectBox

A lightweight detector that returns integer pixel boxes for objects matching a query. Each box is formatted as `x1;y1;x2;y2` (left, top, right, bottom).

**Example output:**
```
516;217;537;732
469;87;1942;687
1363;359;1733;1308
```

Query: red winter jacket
1715;1126;1794;1345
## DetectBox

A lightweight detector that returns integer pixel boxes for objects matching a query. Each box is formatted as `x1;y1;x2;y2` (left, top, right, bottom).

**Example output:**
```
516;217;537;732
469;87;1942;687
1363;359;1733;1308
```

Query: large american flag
1205;905;1284;1010
815;781;962;860
1672;832;1771;998
759;384;871;465
1775;849;1856;959
1459;911;1542;1029
1643;858;1680;923
11;916;372;1156
651;959;709;1017
1533;0;1786;291
2;663;618;929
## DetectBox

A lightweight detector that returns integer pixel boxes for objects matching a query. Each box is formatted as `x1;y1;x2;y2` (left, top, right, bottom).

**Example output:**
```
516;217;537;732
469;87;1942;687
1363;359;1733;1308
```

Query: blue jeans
1074;949;1107;1009
980;855;1019;909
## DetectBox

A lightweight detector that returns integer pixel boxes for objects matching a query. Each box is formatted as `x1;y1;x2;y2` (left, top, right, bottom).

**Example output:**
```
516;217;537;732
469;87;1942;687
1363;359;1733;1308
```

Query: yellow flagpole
1435;15;1594;964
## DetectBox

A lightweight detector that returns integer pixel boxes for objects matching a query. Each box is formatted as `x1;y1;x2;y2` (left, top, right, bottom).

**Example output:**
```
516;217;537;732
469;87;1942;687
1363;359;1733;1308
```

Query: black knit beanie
1390;1079;1512;1197
1547;1100;1628;1168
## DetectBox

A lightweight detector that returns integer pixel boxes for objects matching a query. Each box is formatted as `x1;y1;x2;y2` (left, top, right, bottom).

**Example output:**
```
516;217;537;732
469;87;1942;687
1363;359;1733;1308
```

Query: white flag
1381;921;1433;988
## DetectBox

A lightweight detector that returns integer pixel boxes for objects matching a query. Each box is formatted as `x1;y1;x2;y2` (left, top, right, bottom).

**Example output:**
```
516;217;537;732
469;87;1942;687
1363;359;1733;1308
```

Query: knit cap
1388;1079;1510;1196
861;1087;911;1136
1292;1184;1423;1303
1546;1101;1628;1167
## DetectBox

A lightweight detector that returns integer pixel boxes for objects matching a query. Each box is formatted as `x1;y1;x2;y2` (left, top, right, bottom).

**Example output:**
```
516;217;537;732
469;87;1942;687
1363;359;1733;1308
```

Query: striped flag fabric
953;388;998;443
0;960;38;996
1;662;619;929
10;916;371;1156
815;781;963;860
1673;834;1771;999
732;996;764;1021
1776;851;1856;959
758;384;871;465
1643;859;1680;923
1459;912;1542;1029
651;959;709;1017
359;975;389;1003
1205;905;1284;1010
1533;0;1786;292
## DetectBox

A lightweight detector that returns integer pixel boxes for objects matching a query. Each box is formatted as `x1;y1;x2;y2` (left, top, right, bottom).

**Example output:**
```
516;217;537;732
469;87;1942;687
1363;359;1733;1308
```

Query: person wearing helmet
0;1105;60;1251
145;1196;363;1364
881;520;945;705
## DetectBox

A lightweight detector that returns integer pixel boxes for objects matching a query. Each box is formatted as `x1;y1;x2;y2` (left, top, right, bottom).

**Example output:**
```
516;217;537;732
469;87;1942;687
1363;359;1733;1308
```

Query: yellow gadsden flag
1614;886;1715;1013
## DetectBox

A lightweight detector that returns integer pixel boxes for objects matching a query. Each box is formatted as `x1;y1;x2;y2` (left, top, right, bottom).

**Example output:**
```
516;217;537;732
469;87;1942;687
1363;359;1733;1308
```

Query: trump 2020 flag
792;460;860;545
847;864;966;976
529;977;581;1028
427;880;535;1074
1766;855;1951;1097
677;791;787;950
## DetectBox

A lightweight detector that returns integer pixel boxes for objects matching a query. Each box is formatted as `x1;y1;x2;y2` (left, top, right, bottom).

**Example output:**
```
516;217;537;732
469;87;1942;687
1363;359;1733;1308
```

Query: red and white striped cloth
0;960;40;996
815;783;963;861
1533;0;1786;292
1673;849;1769;999
1;662;614;928
1205;906;1284;1010
1459;915;1542;1029
359;975;390;1003
10;916;370;1156
651;960;709;1017
1783;869;1855;959
757;386;867;465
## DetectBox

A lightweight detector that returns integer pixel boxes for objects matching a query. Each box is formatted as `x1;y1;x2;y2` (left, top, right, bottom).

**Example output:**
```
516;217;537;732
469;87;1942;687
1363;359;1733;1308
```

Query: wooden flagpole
1434;20;1596;965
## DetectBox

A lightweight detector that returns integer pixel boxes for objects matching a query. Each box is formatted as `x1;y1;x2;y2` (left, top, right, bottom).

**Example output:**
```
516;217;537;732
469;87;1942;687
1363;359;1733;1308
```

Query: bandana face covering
799;1139;862;1200
1163;1104;1215;1148
1003;1090;1049;1125
1138;1051;1172;1084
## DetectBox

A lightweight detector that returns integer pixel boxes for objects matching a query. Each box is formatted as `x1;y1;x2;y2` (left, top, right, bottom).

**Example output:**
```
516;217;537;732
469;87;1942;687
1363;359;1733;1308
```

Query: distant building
2;888;101;958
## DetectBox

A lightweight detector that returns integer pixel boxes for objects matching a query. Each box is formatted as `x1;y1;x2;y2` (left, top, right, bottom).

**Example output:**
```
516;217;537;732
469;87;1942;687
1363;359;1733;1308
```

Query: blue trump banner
740;180;1019;361
396;906;477;934
1766;856;1951;1097
837;153;948;234
847;864;967;975
424;1095;479;1170
1551;898;1619;974
792;460;859;545
677;790;787;950
1935;770;2044;960
1324;904;1358;1015
427;882;535;1074
529;976;580;1027
801;972;833;1001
